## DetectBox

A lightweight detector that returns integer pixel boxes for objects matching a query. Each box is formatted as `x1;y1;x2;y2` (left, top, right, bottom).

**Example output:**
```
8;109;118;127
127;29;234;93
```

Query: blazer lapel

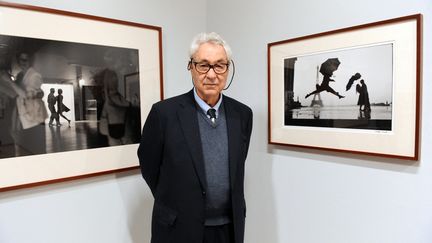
224;98;242;190
177;91;207;191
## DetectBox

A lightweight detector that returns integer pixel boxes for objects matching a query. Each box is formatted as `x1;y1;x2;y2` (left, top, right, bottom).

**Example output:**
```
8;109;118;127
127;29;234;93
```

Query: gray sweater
197;104;231;226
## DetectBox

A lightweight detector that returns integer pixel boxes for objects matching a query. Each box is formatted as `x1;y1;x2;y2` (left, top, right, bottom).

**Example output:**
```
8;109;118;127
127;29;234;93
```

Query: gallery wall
0;0;431;243
206;0;432;243
0;0;206;243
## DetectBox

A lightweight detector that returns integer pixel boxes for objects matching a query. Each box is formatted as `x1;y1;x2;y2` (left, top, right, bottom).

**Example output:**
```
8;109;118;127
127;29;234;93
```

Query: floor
0;121;110;159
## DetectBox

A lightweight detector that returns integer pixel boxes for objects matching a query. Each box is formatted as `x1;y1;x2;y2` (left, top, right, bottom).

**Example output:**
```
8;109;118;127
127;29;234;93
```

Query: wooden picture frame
0;2;163;191
268;14;422;160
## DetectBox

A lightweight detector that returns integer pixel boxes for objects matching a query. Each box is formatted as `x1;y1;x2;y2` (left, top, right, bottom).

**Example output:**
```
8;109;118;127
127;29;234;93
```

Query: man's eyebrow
195;58;228;63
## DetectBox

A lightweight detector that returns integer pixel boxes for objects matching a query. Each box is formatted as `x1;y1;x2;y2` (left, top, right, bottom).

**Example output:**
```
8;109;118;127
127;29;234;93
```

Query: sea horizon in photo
288;105;392;120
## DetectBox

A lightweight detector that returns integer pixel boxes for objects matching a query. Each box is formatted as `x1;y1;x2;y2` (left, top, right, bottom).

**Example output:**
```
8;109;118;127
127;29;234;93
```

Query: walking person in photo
56;88;71;127
48;88;59;126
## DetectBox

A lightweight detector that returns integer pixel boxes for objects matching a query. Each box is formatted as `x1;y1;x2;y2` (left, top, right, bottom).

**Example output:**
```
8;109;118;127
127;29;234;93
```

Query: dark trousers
203;223;234;243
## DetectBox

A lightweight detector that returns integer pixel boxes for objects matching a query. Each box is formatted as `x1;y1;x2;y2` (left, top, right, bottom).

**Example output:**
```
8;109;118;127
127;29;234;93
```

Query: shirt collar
193;88;223;118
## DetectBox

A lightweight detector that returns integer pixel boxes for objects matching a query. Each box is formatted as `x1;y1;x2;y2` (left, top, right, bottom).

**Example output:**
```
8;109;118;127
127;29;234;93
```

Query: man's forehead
195;42;226;54
194;47;227;63
195;57;228;63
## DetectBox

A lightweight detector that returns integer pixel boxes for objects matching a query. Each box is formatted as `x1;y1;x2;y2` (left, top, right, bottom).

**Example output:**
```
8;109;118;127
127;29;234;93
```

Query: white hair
189;32;232;61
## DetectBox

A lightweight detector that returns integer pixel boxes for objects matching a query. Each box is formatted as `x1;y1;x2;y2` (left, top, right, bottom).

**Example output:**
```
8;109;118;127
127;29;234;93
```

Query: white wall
1;1;432;243
0;1;206;243
206;1;432;243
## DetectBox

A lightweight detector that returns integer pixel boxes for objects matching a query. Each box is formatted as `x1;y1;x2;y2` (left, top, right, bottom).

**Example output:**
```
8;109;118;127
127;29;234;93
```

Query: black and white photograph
284;43;393;130
268;14;420;159
0;2;162;191
0;34;142;159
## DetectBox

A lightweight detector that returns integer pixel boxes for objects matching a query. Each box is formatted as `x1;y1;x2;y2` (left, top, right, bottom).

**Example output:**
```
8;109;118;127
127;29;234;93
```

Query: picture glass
284;43;393;131
0;34;142;159
0;3;162;191
268;14;421;159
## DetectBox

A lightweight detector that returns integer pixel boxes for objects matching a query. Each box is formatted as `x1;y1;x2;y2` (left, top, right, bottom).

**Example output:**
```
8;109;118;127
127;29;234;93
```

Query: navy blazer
138;89;253;243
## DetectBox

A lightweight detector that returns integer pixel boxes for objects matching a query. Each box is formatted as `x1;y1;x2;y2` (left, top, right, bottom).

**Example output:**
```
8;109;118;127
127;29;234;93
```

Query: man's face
18;53;30;71
190;42;229;104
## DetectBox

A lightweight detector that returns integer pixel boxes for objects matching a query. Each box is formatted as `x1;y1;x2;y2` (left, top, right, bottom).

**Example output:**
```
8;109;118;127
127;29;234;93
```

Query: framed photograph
0;2;163;191
268;14;422;160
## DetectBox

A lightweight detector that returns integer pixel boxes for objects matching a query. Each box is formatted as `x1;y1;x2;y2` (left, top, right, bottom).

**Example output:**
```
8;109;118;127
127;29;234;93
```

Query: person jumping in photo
305;58;345;100
305;74;345;99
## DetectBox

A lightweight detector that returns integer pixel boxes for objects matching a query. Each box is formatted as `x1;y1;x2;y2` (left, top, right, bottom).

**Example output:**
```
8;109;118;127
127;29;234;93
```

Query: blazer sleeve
244;108;253;158
137;104;164;195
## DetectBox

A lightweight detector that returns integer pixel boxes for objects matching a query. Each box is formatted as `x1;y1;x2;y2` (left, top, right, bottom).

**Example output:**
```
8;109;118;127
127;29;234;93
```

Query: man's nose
206;68;217;79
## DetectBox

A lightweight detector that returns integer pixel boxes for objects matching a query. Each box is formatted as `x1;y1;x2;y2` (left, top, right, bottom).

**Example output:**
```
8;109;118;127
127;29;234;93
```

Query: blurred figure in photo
98;49;133;146
10;51;48;156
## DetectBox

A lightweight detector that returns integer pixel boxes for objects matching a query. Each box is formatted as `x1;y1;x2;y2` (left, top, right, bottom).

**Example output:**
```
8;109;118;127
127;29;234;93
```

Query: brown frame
268;14;422;160
0;2;164;192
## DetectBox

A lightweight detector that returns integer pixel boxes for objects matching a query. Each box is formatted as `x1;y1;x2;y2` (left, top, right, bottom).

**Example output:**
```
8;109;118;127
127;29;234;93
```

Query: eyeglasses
191;60;229;74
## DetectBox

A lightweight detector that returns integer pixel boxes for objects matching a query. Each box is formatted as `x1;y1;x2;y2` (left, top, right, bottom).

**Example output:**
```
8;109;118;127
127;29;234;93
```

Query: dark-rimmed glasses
191;60;230;74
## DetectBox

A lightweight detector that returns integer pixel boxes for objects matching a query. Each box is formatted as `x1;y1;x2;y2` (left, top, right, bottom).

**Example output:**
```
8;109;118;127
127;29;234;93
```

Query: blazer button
202;191;206;196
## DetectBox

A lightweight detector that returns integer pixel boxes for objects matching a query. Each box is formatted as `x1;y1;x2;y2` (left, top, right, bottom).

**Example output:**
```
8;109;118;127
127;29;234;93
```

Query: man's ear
187;61;192;70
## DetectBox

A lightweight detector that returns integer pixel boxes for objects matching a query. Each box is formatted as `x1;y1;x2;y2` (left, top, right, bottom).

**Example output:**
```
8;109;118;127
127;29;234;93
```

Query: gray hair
189;32;232;61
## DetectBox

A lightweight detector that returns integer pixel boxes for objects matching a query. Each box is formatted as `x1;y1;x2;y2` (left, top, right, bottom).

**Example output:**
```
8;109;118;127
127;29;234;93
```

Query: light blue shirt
193;88;223;118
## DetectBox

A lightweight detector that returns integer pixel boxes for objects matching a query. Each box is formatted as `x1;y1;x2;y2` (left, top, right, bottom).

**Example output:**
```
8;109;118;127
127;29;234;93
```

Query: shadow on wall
244;150;279;243
116;170;153;243
269;144;420;174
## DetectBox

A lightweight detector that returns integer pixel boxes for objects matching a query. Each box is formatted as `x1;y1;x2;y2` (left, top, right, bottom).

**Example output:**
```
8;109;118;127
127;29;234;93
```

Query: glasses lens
213;63;228;74
195;63;210;73
193;61;229;74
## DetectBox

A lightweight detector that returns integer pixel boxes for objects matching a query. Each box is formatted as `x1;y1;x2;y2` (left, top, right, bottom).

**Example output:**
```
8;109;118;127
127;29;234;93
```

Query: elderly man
138;32;253;243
